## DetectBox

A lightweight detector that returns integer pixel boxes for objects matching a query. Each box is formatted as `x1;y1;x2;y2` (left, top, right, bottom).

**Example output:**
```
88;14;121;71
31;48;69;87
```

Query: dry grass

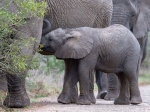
139;69;150;86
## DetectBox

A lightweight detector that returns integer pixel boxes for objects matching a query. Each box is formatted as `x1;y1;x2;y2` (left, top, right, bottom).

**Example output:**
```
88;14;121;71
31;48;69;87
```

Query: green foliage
38;55;65;75
0;90;6;105
0;0;47;74
14;0;47;18
1;38;38;73
139;70;150;85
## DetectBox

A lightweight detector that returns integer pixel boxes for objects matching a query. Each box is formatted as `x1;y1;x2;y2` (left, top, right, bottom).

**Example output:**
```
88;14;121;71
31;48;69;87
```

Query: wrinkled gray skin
1;0;43;108
1;0;112;108
39;0;113;105
40;25;142;105
0;73;7;92
96;0;150;101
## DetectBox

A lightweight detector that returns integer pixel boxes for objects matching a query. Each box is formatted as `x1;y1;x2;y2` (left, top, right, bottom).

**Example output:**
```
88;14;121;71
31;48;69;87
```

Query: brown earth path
1;85;150;112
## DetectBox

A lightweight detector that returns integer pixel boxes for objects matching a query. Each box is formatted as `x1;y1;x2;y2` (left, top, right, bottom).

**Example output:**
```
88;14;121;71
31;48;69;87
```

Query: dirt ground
1;85;150;112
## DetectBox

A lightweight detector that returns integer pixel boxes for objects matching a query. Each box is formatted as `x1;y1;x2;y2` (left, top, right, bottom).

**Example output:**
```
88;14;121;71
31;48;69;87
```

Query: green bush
39;55;65;75
0;0;47;74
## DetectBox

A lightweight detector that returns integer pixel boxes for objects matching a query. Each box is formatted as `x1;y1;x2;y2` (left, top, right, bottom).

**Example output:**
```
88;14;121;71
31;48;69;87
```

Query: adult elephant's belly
45;0;100;31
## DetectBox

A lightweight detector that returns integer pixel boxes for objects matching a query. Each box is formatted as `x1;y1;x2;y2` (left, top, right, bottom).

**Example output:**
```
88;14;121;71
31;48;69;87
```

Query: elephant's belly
95;61;123;74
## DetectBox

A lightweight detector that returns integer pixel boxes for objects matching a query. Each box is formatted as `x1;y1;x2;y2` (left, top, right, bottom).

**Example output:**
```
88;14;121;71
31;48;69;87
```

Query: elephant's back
99;24;140;58
95;24;140;69
102;24;140;47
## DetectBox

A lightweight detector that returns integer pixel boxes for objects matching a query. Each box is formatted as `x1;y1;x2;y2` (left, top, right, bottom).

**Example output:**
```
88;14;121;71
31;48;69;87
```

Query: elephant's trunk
38;48;54;55
111;7;130;29
42;19;51;36
39;19;52;55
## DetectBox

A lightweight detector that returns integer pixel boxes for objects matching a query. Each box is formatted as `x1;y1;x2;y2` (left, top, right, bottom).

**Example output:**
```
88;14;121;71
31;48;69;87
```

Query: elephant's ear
132;0;150;39
55;31;93;59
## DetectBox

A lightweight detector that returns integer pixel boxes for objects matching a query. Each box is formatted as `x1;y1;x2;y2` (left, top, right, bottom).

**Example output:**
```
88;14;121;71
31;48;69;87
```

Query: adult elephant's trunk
42;19;51;36
111;7;130;29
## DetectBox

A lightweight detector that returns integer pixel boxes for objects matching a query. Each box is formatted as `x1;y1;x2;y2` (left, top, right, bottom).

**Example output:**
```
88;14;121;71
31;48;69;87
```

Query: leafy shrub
0;0;47;74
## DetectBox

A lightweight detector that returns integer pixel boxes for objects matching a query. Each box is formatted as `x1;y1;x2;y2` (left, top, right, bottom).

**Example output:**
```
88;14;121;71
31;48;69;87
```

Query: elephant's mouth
38;46;55;55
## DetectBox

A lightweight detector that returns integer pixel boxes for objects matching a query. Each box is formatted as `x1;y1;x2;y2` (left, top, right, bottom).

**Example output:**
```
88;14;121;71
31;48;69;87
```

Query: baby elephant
40;24;142;105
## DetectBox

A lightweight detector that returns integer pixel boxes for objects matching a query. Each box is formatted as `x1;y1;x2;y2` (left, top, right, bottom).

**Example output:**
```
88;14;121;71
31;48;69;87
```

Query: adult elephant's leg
114;73;130;105
3;73;29;108
104;73;120;101
0;73;7;91
137;34;148;63
96;71;108;99
57;59;78;104
3;17;43;108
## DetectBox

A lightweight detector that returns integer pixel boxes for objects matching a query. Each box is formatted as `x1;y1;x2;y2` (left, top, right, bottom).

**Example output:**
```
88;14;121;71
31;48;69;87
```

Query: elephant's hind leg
3;73;30;108
123;57;142;105
125;71;142;104
114;73;130;105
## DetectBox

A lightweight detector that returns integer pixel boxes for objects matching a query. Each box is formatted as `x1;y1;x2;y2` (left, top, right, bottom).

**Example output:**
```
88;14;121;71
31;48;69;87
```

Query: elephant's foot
3;92;30;108
130;96;142;105
96;91;107;99
77;95;91;105
104;91;119;101
57;92;78;104
89;92;96;104
114;97;130;105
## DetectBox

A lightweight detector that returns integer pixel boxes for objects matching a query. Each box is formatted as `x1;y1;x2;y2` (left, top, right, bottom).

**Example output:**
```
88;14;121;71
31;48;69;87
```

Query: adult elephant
2;0;113;108
96;0;150;100
1;0;44;108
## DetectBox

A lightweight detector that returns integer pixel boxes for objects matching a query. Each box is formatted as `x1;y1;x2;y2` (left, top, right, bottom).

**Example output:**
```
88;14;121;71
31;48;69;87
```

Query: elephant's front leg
89;70;96;104
3;73;30;108
77;61;94;105
57;59;79;104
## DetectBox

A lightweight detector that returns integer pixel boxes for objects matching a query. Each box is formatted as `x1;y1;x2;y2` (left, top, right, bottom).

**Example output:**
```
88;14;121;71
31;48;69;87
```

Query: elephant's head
131;0;150;39
112;0;150;36
111;0;140;29
40;28;93;59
